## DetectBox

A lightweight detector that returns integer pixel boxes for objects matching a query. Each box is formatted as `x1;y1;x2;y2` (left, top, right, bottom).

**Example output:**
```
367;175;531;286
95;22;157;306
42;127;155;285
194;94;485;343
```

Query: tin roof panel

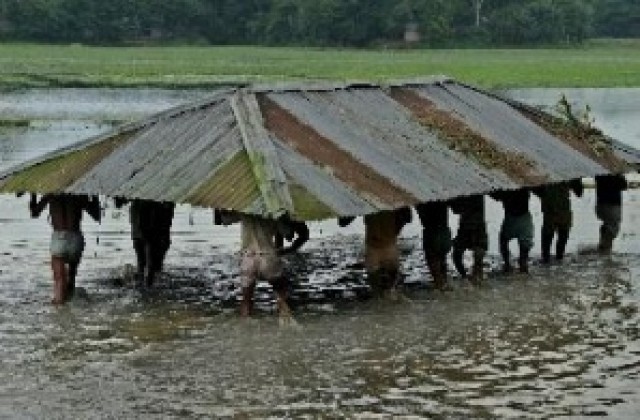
1;79;638;221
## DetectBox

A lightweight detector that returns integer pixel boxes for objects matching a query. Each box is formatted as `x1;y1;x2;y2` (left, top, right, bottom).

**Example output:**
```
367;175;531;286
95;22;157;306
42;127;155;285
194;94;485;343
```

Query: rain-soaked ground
1;88;640;418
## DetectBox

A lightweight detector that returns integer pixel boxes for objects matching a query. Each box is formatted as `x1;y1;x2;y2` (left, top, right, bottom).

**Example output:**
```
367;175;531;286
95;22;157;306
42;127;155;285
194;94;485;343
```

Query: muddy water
1;88;640;418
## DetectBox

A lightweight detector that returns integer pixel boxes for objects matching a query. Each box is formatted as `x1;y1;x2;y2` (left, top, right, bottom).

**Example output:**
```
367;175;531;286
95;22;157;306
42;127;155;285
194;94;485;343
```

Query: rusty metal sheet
1;80;639;221
273;139;379;216
264;88;517;203
71;100;243;202
412;83;609;179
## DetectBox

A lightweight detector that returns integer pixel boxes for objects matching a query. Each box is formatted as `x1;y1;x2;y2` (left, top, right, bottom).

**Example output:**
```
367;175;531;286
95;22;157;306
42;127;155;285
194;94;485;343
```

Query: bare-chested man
215;210;296;320
362;207;411;296
238;214;294;321
30;193;101;304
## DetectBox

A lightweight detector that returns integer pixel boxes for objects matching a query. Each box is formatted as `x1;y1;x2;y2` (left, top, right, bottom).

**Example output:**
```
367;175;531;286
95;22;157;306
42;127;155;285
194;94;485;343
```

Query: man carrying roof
416;201;452;289
342;207;411;297
30;193;101;304
215;209;304;320
595;174;628;254
129;199;175;287
534;179;583;263
450;194;487;283
235;213;296;321
491;188;533;274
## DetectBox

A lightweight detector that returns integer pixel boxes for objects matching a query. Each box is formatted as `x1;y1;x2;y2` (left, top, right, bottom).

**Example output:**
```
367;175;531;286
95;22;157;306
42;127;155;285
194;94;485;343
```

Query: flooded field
1;88;640;418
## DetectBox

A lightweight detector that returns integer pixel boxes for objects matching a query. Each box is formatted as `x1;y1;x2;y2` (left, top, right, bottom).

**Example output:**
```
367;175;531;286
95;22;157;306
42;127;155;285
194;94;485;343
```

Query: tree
472;0;484;27
0;0;627;46
595;0;640;38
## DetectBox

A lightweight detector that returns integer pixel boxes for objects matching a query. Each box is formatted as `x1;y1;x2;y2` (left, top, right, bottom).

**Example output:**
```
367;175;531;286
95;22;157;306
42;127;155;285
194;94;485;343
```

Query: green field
1;40;640;89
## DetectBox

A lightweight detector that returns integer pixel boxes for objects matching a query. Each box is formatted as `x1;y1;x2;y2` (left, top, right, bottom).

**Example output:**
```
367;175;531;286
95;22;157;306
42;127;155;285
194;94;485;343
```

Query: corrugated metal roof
1;79;638;221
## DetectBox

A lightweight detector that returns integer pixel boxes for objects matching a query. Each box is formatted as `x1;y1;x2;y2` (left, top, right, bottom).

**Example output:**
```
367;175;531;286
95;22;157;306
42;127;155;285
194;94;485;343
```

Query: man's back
48;196;85;231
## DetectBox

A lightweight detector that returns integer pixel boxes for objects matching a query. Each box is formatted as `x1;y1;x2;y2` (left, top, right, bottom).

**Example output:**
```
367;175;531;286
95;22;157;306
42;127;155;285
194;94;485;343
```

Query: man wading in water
491;188;533;274
450;194;487;283
534;180;583;264
595;174;628;254
416;201;452;290
340;207;411;298
30;193;101;304
215;210;300;322
129;199;175;287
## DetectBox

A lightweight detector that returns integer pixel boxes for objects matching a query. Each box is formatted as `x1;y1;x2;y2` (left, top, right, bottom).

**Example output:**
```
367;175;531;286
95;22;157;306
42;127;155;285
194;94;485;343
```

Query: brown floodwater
0;88;639;418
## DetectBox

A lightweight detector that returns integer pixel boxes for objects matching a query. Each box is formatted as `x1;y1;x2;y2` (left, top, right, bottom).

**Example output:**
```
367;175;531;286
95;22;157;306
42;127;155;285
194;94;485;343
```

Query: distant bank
0;40;639;90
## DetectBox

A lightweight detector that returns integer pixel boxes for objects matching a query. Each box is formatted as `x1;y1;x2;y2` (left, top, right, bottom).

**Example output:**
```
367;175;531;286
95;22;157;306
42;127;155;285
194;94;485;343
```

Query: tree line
0;0;638;47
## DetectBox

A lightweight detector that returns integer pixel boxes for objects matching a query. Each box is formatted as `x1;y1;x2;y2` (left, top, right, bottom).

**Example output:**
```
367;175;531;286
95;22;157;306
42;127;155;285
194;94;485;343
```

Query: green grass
1;41;640;89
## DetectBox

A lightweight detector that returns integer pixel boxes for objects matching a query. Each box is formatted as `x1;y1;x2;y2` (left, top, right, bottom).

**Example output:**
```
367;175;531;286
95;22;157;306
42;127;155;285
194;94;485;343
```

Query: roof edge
247;75;454;94
0;89;235;182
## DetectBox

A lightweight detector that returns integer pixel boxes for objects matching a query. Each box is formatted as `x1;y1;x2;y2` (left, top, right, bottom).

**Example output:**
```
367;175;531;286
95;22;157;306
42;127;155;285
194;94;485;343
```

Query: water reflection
1;88;640;418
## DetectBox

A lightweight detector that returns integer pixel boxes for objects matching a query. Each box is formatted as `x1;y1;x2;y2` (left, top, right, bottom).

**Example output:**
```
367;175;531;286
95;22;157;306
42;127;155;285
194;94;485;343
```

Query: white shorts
240;250;282;288
50;231;85;263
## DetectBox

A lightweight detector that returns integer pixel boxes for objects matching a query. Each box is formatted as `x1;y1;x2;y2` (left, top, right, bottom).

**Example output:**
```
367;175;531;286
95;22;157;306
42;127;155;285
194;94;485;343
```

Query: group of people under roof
27;173;628;320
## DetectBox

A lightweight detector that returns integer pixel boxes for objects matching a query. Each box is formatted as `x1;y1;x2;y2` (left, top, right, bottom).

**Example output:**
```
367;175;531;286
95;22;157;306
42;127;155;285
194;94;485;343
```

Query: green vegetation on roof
289;185;337;221
0;134;132;193
186;151;261;210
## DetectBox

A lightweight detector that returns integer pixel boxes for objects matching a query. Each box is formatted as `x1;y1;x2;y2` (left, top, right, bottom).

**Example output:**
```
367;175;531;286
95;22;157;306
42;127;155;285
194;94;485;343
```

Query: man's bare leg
51;256;68;304
240;282;255;317
556;227;570;261
133;238;146;280
471;248;485;283
271;277;299;327
428;256;450;290
144;242;154;287
67;261;78;297
518;248;530;274
274;287;292;319
382;268;411;302
541;224;553;264
439;257;452;290
499;235;512;273
452;247;467;278
598;225;614;255
271;278;291;316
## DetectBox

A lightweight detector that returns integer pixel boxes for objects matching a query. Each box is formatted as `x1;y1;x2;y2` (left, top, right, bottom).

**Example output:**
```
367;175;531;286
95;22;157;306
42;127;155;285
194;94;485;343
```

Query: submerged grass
1;42;639;89
0;119;30;128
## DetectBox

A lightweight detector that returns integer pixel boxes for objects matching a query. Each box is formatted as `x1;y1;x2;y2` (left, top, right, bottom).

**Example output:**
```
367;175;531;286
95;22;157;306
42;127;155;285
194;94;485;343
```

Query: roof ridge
230;89;294;218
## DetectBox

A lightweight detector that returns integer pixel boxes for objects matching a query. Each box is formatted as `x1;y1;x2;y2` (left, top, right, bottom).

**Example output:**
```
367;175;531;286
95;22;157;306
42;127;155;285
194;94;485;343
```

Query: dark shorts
500;213;534;251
